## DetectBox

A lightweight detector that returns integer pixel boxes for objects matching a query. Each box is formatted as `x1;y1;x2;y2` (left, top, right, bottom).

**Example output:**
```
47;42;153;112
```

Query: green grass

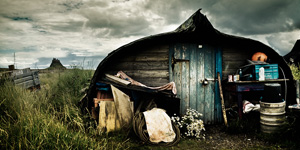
0;69;131;149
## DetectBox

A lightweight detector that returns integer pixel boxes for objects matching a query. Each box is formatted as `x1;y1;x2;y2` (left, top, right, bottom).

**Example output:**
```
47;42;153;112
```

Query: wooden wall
103;45;255;86
103;45;169;87
222;47;254;80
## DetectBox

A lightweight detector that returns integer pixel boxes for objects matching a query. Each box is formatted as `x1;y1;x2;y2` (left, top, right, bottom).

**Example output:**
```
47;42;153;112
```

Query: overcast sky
0;0;299;69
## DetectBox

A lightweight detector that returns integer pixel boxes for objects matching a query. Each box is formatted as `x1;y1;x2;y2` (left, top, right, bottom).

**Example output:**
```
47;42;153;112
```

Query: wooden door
169;43;222;124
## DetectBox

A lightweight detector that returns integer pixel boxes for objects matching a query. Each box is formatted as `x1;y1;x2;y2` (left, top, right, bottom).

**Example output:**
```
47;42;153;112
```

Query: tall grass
0;69;130;149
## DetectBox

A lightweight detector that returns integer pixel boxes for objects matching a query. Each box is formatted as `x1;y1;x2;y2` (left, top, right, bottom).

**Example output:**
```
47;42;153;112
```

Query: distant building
48;58;66;70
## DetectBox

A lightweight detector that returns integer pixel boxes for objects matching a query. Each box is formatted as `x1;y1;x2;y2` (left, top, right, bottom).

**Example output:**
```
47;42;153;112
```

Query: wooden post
218;72;228;127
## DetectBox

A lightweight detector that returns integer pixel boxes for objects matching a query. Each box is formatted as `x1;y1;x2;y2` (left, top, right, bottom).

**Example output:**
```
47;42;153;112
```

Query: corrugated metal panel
169;43;222;124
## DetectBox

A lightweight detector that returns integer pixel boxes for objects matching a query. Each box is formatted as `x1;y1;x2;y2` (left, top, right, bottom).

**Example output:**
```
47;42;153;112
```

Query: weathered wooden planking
98;101;121;133
223;69;238;75
102;44;169;87
119;53;168;62
14;76;33;84
222;47;254;82
223;61;246;70
122;70;169;78
222;53;250;61
170;43;222;124
189;46;197;111
138;44;169;53
105;61;168;70
12;68;31;76
143;48;169;53
12;70;40;89
11;72;33;80
203;45;215;124
197;45;205;119
16;78;40;89
182;61;190;113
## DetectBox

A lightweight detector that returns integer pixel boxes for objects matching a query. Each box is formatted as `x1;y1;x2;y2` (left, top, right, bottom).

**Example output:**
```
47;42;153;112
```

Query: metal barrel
260;101;286;134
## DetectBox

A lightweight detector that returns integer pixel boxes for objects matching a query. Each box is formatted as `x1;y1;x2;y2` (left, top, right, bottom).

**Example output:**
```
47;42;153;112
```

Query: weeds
0;69;130;149
290;63;300;80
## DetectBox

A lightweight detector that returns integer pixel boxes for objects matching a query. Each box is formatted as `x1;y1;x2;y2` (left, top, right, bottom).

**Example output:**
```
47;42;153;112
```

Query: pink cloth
116;71;177;95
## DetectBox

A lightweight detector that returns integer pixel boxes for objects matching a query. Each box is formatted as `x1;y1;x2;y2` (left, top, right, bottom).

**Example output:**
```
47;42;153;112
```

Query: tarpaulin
143;108;176;143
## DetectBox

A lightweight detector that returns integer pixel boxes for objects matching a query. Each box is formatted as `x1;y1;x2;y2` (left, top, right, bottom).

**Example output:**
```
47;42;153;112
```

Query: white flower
171;108;205;139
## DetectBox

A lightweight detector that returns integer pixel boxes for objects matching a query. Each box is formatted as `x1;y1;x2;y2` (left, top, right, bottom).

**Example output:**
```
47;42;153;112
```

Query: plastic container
259;67;265;81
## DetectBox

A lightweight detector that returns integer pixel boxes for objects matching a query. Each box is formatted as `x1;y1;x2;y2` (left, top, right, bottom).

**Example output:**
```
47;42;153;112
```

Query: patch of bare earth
197;125;270;150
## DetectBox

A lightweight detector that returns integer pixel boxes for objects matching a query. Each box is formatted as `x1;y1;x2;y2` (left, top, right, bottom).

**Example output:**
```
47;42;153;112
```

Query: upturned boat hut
84;9;295;124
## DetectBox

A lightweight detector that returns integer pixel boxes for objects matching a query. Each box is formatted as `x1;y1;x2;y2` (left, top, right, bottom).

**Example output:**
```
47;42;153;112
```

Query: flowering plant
171;108;205;139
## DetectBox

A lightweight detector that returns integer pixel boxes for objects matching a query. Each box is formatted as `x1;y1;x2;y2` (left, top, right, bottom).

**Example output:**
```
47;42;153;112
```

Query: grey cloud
1;0;299;69
82;8;153;37
60;0;84;11
266;34;299;55
49;20;84;32
202;0;300;35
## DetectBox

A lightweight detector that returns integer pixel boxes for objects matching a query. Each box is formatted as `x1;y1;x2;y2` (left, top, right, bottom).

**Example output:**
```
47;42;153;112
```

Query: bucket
262;83;282;103
260;101;286;134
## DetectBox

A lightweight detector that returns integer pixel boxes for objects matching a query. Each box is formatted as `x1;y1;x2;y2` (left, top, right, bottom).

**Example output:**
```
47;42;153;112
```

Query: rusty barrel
260;101;286;134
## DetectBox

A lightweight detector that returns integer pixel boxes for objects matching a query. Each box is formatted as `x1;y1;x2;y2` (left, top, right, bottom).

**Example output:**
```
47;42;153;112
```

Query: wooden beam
218;72;228;127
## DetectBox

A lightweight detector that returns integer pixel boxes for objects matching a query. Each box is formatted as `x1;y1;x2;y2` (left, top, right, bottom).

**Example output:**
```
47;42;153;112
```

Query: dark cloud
143;0;200;25
82;8;153;37
60;0;84;11
201;0;300;35
10;16;33;21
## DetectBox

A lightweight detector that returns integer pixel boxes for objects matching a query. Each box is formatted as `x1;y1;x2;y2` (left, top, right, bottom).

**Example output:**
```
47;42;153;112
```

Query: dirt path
200;125;270;150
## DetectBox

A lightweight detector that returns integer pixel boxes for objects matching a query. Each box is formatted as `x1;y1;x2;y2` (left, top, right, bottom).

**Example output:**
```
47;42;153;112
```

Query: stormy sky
0;0;299;69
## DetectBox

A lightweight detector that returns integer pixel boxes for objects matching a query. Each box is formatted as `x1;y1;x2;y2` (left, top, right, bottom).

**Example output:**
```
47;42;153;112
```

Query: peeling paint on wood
169;43;222;124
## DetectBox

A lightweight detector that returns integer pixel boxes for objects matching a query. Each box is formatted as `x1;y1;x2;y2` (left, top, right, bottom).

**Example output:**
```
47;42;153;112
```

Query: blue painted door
169;43;222;124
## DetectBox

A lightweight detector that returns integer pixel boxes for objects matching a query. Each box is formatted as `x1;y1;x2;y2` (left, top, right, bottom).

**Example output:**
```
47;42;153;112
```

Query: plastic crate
254;64;279;80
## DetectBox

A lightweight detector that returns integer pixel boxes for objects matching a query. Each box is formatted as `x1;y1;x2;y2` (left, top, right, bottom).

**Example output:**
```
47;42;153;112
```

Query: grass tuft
0;69;130;149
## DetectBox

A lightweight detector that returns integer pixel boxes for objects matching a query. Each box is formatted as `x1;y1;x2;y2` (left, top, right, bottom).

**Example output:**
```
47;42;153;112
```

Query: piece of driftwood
105;74;131;85
218;72;228;127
